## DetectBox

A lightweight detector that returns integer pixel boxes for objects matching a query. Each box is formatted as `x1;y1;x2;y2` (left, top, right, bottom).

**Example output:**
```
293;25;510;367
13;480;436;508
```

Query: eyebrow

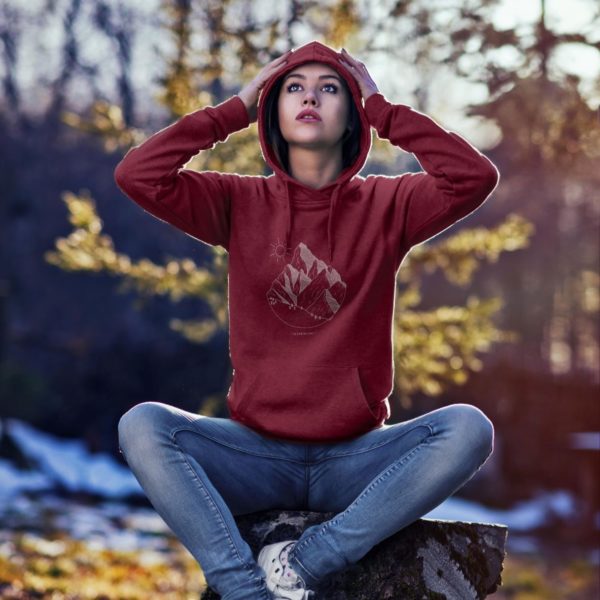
283;73;342;83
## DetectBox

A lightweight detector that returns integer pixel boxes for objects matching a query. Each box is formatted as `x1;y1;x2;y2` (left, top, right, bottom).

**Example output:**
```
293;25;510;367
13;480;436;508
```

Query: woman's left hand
337;48;380;101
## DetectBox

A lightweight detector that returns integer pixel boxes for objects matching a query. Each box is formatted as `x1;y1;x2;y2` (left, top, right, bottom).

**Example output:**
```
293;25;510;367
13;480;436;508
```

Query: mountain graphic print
266;242;347;328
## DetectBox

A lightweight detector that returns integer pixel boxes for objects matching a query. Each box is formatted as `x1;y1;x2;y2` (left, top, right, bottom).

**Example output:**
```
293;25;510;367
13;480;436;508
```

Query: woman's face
277;61;350;150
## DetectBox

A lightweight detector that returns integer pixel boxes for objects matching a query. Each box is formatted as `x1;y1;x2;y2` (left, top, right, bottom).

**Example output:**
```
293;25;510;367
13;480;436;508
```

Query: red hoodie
114;40;500;443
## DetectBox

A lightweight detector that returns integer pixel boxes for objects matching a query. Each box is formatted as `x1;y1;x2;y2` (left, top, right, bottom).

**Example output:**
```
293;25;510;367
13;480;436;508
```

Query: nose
302;89;319;105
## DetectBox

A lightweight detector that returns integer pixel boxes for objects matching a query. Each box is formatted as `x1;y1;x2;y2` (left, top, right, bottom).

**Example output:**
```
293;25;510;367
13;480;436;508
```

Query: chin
285;128;341;143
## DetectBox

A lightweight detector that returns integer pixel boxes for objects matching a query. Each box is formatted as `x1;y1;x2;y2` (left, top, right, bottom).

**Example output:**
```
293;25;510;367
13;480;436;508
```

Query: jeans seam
309;422;436;462
291;551;320;582
320;533;349;565
169;426;256;576
172;421;436;465
171;425;306;464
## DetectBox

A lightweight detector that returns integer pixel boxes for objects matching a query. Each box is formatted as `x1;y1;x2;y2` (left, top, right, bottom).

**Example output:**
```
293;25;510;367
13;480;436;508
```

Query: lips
296;109;322;121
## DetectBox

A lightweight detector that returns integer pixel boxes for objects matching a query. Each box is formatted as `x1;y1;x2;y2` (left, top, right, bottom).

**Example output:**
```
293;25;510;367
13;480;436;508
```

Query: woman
115;40;499;600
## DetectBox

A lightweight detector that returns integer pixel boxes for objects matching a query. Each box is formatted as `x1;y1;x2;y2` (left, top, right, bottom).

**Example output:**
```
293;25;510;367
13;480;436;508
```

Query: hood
257;40;372;262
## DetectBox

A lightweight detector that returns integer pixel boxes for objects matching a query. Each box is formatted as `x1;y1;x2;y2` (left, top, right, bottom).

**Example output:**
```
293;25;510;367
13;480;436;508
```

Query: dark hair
262;72;362;176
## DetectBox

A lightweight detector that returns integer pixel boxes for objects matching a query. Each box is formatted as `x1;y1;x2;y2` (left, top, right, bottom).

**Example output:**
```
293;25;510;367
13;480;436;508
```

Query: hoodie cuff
364;92;414;136
224;95;252;132
364;92;389;129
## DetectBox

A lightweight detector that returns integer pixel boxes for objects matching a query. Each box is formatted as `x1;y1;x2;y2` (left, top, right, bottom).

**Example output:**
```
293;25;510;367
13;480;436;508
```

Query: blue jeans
117;401;494;600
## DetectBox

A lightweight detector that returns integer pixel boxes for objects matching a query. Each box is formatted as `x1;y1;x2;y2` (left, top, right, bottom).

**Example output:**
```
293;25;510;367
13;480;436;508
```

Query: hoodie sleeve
363;92;499;254
113;95;250;251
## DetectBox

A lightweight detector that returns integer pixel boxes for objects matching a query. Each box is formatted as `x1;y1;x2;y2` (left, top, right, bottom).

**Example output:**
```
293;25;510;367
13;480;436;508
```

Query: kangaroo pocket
227;362;382;442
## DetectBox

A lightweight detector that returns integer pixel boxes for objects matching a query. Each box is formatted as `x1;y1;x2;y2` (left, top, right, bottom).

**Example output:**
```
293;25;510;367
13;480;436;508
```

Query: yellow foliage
393;294;519;407
61;101;145;153
45;192;230;336
397;213;533;287
0;531;205;599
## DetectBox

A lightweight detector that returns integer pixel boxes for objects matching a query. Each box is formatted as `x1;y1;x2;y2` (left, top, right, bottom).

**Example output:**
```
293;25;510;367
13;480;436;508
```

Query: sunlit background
0;0;598;598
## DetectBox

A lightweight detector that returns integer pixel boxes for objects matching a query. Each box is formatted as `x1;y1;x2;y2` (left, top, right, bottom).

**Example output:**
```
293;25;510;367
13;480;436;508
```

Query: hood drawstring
284;178;292;257
283;179;344;264
327;182;342;263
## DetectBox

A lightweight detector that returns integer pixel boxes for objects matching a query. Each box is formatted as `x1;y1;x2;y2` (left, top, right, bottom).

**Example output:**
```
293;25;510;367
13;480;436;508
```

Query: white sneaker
257;540;315;600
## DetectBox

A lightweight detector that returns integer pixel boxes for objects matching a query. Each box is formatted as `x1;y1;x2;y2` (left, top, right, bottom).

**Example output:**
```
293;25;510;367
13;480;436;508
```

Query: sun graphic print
269;236;291;263
266;242;347;328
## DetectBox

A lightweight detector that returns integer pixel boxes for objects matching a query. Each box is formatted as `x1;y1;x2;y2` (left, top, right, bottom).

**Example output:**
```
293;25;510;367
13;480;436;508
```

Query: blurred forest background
0;0;598;598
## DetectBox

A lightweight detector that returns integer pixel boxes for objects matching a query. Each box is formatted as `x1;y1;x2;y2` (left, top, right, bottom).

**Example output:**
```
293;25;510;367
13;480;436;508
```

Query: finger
341;48;357;62
342;60;367;77
338;58;356;73
267;55;290;73
275;59;290;70
269;56;290;70
341;49;366;70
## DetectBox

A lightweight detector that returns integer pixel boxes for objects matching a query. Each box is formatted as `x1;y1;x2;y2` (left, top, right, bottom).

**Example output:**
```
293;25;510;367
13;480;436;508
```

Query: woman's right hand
238;50;293;123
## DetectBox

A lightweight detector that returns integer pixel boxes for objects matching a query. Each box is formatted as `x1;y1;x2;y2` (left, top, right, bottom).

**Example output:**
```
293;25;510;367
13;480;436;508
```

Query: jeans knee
448;403;494;461
118;401;170;458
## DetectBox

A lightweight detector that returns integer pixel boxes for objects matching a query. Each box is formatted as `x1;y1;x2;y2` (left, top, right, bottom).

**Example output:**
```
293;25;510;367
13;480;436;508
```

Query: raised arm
113;51;293;250
113;95;250;250
364;92;500;252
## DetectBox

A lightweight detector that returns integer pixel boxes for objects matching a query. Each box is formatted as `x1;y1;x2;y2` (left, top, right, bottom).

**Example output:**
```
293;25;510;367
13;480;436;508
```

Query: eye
286;82;338;93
